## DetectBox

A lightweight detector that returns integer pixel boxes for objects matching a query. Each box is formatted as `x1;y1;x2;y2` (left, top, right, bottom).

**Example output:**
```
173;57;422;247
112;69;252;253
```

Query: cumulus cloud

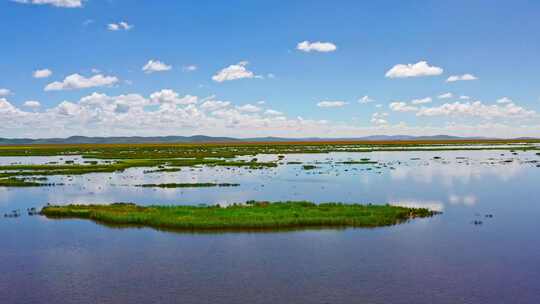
236;104;262;113
0;93;539;138
385;61;443;78
358;95;374;104
200;100;230;111
496;97;513;104
411;97;432;105
149;89;198;105
296;41;337;53
23;100;41;108
417;101;536;119
0;89;11;97
142;60;172;73
212;61;256;82
446;74;477;82
371;112;388;125
13;0;83;8
44;74;119;91
108;21;133;31
459;95;471;100
389;101;418;112
317;101;348;108
438;92;453;99
265;109;283;116
33;69;52;78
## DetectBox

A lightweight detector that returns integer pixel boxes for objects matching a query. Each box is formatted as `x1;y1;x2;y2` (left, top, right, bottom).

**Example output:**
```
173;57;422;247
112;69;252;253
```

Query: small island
40;201;439;231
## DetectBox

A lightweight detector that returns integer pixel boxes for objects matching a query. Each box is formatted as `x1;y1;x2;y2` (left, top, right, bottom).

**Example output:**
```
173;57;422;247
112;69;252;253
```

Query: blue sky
0;0;539;138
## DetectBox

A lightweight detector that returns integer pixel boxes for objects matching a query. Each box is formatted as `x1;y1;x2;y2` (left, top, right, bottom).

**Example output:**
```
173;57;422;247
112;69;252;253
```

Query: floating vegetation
40;201;439;231
302;165;318;170
135;183;240;188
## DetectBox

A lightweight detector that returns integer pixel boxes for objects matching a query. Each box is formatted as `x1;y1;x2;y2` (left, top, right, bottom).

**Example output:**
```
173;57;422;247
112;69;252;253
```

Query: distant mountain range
0;134;528;145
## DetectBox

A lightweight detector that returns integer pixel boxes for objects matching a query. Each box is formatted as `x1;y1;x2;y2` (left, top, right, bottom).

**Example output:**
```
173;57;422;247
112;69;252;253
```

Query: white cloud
371;112;388;125
200;100;231;111
446;74;478;82
459;95;471;100
182;65;197;72
358;95;374;104
438;92;453;99
411;97;432;105
417;101;536;119
23;100;41;108
0;89;539;139
13;0;83;8
149;89;198;105
389;101;418;112
44;74;119;91
236;104;262;113
212;61;255;82
108;21;133;31
496;97;513;104
0;89;12;97
296;41;337;53
317;101;348;108
385;61;443;78
142;60;172;73
265;109;283;116
33;69;52;78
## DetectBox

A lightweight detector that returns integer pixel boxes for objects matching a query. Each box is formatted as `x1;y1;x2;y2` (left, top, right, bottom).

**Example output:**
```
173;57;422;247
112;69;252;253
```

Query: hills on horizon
0;134;535;145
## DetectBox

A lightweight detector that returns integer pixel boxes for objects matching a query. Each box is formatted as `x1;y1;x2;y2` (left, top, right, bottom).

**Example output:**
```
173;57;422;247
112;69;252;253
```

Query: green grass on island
40;201;439;231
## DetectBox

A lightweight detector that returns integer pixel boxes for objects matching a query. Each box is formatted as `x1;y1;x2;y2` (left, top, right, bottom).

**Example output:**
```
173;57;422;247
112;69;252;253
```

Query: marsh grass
0;177;53;187
0;158;277;180
40;201;438;231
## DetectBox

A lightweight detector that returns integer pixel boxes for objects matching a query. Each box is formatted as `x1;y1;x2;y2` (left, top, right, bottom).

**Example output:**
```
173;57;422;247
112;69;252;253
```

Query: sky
1;0;540;138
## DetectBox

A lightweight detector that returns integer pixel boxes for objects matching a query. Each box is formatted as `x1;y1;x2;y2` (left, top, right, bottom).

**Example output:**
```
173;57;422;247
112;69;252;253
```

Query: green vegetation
0;140;538;182
337;160;378;165
0;139;537;158
40;201;439;231
136;183;240;188
0;177;54;187
0;158;277;180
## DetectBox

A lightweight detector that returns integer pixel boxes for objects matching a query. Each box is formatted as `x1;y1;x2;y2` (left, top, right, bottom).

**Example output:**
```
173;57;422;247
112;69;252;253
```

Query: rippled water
1;150;539;303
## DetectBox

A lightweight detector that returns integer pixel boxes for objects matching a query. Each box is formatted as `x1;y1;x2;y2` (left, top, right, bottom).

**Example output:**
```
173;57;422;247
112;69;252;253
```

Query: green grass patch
0;177;54;187
40;201;439;231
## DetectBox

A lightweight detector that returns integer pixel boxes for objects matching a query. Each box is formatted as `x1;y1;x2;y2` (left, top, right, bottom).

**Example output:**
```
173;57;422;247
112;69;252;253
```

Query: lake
1;150;539;303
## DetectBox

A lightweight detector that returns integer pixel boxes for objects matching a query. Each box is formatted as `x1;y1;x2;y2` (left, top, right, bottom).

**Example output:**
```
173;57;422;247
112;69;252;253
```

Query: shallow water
1;150;539;303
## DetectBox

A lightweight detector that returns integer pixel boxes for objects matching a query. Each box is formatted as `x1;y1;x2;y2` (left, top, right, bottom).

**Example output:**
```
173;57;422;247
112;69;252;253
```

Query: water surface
1;150;539;303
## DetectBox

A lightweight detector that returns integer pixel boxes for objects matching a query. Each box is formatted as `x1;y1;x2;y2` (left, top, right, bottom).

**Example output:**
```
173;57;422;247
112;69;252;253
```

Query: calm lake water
1;150;539;303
